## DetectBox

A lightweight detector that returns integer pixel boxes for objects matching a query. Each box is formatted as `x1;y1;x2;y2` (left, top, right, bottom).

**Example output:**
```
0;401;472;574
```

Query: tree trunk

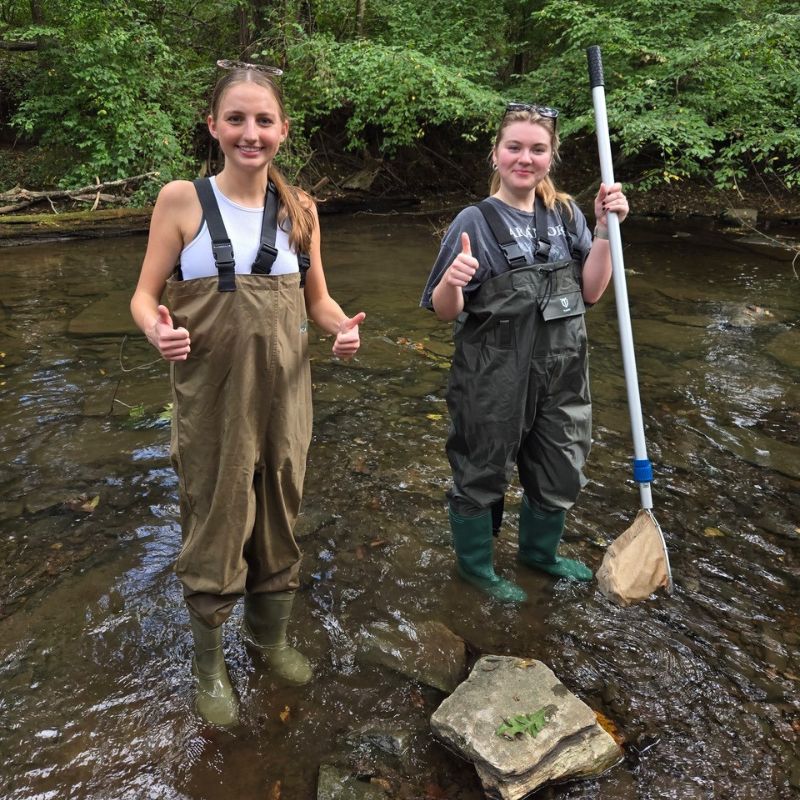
355;0;366;37
30;0;45;24
237;4;251;54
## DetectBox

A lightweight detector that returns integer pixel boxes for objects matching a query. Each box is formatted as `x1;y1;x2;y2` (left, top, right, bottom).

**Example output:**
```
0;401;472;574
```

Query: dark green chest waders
166;178;313;625
444;196;594;602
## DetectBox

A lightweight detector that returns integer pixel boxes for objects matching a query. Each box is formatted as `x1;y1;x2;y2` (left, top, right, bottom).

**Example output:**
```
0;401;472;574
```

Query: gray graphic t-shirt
420;196;592;309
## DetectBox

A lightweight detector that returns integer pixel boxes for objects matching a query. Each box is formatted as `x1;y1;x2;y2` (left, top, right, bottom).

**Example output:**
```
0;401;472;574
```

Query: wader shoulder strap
251;183;311;287
477;197;552;268
251;182;279;276
193;178;311;291
555;200;579;262
193;178;236;292
476;199;528;268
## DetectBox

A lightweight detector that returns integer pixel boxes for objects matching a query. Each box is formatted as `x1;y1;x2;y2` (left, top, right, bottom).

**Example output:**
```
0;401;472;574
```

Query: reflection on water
0;217;798;799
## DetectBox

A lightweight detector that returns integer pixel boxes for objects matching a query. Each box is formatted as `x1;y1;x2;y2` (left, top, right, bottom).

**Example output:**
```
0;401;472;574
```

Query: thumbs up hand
147;304;191;361
444;232;478;288
333;311;366;359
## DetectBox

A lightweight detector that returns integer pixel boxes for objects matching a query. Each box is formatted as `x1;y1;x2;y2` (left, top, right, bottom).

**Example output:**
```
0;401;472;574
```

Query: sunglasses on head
216;59;283;76
504;102;559;121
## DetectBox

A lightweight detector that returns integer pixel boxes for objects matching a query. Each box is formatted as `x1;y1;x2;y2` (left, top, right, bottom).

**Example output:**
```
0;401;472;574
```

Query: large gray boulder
431;655;622;799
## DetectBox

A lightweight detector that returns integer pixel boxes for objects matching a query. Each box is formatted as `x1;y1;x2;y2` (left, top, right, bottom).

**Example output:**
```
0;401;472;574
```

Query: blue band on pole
633;459;653;483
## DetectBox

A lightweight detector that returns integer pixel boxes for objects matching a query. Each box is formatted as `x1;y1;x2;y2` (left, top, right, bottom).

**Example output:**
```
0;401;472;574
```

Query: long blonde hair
210;69;316;252
489;109;573;216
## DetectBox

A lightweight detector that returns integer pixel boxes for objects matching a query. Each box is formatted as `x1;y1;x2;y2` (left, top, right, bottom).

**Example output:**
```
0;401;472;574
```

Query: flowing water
0;212;798;800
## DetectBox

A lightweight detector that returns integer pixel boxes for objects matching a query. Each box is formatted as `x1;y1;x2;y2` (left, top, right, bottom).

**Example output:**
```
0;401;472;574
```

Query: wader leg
241;591;312;685
517;495;592;581
449;507;526;603
188;612;238;726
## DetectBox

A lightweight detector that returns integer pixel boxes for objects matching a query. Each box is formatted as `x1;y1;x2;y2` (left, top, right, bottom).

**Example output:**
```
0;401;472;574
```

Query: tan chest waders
167;179;312;627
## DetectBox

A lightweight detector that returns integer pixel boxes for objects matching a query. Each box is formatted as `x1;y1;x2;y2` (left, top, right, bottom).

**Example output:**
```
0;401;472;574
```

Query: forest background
0;0;799;214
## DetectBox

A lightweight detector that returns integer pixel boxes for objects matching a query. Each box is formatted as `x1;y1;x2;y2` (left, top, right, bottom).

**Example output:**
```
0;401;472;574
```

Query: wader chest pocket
540;289;585;321
497;318;513;348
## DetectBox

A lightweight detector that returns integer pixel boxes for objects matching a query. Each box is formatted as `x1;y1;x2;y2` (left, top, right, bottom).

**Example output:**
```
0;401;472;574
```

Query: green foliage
0;0;798;194
518;0;800;189
8;1;203;190
280;34;503;153
496;706;555;740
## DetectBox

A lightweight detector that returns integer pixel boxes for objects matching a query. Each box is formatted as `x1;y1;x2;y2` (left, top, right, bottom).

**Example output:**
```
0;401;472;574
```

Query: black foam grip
587;45;604;89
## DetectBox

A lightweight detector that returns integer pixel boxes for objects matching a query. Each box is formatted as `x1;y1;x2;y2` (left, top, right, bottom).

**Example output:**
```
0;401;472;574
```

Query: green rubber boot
517;495;593;581
450;508;527;603
189;613;238;727
241;591;312;685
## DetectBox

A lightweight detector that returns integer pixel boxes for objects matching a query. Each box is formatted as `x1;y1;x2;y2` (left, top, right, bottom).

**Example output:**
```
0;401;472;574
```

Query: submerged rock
720;207;758;227
317;764;387;800
67;290;139;337
346;722;413;758
357;619;467;693
430;655;622;800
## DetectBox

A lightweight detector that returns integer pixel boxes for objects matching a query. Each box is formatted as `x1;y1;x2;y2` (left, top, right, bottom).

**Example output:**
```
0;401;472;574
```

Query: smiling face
207;80;288;172
493;120;553;201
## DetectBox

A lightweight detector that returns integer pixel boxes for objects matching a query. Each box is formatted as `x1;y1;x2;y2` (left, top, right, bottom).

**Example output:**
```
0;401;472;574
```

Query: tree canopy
1;0;798;197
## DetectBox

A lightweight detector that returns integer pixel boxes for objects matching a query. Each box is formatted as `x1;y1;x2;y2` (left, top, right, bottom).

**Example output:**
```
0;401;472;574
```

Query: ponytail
270;165;316;253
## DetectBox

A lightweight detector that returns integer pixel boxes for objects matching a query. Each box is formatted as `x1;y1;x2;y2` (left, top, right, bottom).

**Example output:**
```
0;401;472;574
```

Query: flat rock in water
317;764;387;799
67;291;139;336
357;619;467;693
766;329;800;370
719;207;758;227
430;655;622;800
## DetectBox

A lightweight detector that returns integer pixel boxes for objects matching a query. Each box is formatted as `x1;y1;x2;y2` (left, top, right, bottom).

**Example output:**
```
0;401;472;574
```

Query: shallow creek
0;213;798;799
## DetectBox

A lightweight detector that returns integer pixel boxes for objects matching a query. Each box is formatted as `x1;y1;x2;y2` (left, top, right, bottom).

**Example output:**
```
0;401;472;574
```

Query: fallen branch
0;172;160;213
0;41;38;51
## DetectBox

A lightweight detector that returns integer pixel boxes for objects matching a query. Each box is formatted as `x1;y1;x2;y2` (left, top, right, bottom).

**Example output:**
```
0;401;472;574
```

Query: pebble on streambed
431;655;623;799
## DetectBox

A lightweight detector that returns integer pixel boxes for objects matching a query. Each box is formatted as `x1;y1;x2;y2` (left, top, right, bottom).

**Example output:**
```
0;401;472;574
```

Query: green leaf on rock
496;706;555;740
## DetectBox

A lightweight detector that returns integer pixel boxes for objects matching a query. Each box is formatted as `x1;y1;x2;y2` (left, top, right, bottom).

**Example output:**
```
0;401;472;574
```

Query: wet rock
346;722;413;758
628;319;705;356
317;764;387;799
664;314;710;329
430;655;622;800
719;207;758;227
722;304;776;329
766;329;800;370
67;290;139;337
357;619;467;694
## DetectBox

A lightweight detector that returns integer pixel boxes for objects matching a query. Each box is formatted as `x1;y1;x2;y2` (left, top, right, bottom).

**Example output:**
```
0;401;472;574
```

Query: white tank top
179;176;300;280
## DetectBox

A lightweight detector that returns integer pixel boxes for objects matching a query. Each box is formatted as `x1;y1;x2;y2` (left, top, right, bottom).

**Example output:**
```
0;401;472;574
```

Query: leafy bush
0;0;797;195
10;1;202;189
518;0;800;189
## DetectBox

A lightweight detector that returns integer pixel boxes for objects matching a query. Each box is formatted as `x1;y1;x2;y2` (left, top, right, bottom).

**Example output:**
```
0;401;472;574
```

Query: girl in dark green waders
420;104;628;604
131;63;365;726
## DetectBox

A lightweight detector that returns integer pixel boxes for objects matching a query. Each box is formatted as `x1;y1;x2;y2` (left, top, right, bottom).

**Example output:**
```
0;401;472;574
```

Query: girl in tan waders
131;62;365;727
420;103;628;604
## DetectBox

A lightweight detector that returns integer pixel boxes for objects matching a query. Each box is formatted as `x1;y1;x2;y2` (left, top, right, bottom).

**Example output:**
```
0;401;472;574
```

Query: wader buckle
212;240;236;292
298;253;310;287
500;243;528;268
251;242;279;275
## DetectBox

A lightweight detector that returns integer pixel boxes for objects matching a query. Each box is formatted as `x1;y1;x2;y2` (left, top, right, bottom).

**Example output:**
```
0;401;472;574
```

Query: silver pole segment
590;85;653;510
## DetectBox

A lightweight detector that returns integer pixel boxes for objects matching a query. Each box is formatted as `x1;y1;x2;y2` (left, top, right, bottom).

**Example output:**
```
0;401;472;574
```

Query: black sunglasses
216;59;283;76
504;102;559;121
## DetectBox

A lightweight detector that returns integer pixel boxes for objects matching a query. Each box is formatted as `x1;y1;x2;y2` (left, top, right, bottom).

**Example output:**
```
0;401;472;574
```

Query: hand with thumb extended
445;232;478;288
148;304;191;361
333;311;366;359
